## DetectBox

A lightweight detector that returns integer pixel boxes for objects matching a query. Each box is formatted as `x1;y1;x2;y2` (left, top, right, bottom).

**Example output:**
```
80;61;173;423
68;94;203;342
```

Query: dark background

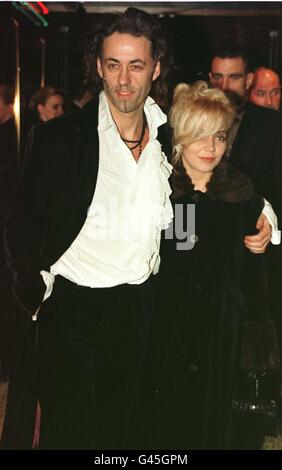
1;1;282;101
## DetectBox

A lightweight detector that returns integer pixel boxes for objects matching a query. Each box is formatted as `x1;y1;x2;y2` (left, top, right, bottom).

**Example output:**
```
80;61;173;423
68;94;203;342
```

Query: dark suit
2;97;170;449
230;102;282;224
230;101;282;304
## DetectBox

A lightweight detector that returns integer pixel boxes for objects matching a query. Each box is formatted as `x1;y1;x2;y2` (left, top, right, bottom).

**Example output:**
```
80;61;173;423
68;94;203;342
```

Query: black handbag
232;320;281;437
233;369;280;437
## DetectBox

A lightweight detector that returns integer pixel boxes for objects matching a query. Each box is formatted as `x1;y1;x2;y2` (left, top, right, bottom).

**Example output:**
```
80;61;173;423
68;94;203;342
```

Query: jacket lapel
68;98;100;236
230;104;265;175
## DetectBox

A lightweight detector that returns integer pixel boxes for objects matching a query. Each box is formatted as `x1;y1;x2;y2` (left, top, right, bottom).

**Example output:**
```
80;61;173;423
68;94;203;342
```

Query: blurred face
209;57;253;98
97;32;160;116
38;94;64;121
249;69;281;111
182;131;227;181
0;97;13;124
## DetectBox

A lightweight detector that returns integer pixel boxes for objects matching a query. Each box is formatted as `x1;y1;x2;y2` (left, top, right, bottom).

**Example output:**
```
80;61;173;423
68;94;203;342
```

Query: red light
37;2;49;15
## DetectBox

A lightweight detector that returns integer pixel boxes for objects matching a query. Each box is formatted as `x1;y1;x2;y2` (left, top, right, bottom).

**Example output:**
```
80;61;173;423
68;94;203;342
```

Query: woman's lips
199;157;216;163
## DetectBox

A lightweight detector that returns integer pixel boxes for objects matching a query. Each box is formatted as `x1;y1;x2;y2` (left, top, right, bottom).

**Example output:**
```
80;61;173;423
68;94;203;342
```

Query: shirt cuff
263;199;281;245
31;270;55;321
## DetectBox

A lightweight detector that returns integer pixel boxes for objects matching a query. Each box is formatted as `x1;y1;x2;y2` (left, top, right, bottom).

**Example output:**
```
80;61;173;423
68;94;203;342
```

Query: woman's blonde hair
169;81;235;166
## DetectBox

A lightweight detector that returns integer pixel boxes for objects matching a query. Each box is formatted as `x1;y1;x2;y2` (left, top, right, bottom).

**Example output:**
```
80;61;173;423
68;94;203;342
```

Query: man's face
249;69;281;111
209;57;253;99
0;97;13;124
97;33;160;116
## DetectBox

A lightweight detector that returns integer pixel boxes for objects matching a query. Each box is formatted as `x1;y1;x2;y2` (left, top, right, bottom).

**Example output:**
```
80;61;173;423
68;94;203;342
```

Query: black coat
156;163;268;449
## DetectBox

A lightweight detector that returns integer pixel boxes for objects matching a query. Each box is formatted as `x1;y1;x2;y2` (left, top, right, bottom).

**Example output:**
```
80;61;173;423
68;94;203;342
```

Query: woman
29;86;66;122
21;86;67;163
156;81;276;449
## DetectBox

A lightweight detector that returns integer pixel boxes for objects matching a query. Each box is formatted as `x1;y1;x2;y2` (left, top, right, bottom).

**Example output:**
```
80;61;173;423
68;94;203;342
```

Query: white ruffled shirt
41;92;173;298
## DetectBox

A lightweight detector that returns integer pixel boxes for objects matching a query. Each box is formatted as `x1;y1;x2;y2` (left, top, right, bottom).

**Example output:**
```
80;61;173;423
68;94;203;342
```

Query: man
2;17;272;450
209;47;282;236
209;48;254;103
3;8;173;450
249;66;281;111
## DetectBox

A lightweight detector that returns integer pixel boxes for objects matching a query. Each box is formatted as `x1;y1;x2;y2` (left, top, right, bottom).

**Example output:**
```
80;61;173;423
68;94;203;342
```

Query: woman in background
20;86;67;164
29;86;66;122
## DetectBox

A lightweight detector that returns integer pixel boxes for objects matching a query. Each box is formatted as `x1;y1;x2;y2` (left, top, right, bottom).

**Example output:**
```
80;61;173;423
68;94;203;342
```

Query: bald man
249;67;281;111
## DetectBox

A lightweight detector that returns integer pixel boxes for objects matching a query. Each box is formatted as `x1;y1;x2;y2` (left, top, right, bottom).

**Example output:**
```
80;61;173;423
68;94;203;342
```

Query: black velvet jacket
4;98;171;314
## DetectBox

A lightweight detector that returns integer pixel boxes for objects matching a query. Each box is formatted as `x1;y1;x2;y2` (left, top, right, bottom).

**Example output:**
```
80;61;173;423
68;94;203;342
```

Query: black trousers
0;282;25;381
37;275;155;450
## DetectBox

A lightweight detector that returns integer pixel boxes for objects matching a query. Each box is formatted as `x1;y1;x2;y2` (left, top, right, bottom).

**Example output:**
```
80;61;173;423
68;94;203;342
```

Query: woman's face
38;94;64;121
182;130;227;179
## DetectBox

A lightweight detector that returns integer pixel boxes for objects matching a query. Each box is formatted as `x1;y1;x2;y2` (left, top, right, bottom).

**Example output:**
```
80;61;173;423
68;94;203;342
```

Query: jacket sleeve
4;125;51;315
240;195;280;370
268;113;282;230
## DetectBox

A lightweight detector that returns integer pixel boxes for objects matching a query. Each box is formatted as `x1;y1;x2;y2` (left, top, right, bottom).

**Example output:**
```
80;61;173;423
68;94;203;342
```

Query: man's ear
97;57;103;79
246;72;254;90
152;60;161;82
208;72;212;83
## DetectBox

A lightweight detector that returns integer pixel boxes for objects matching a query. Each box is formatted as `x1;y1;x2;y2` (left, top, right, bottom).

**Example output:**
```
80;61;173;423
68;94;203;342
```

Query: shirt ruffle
133;140;173;232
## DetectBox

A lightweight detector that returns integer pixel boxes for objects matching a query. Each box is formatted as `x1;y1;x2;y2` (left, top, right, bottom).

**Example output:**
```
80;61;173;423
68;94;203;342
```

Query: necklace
120;113;147;159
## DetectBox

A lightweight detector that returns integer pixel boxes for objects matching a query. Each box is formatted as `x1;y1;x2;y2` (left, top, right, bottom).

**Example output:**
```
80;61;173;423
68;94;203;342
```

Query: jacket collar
172;159;255;203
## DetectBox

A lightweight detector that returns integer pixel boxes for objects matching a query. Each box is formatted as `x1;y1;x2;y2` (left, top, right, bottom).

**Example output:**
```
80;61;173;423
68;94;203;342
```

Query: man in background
209;47;282;229
249;66;281;111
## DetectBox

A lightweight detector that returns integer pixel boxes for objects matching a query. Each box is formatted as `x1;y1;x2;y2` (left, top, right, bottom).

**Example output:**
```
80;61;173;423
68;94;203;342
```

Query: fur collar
171;159;255;203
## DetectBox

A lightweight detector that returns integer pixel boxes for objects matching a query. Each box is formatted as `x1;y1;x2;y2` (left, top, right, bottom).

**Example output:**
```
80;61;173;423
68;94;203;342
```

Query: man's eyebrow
104;58;119;63
211;72;244;77
105;58;146;65
129;59;146;65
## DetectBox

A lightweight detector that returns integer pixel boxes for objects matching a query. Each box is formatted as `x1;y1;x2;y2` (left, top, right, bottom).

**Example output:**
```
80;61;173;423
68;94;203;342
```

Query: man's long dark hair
83;7;172;110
